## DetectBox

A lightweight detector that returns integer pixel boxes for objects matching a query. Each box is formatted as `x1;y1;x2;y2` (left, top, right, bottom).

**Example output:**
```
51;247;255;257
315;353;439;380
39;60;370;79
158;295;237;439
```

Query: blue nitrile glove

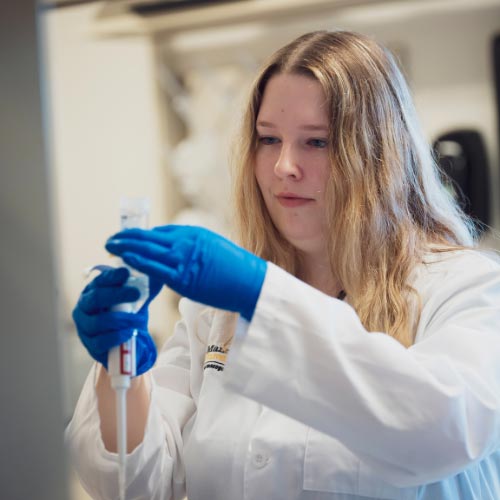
72;266;162;375
105;225;267;321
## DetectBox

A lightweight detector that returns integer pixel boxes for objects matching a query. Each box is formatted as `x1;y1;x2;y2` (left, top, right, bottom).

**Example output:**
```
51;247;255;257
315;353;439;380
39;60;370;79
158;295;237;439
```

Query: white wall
43;3;178;418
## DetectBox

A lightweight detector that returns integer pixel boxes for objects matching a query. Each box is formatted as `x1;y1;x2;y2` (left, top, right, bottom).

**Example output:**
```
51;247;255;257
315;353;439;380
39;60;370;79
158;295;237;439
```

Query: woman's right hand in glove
72;266;161;375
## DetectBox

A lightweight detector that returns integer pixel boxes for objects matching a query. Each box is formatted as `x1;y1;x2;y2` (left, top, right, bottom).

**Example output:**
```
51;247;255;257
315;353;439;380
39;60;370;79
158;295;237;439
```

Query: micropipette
108;197;151;500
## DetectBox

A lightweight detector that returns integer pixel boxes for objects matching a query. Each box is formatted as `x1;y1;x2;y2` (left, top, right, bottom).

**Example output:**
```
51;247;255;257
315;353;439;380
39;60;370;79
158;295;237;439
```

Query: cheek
254;158;271;193
255;146;280;172
314;162;331;195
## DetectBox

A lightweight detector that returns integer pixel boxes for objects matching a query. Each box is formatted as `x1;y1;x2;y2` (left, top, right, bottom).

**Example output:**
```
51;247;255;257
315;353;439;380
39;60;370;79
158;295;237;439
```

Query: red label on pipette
120;342;132;375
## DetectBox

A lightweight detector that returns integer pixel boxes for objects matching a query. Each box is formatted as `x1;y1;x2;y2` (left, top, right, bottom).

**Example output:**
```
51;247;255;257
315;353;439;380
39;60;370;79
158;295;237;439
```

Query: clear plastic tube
109;197;150;500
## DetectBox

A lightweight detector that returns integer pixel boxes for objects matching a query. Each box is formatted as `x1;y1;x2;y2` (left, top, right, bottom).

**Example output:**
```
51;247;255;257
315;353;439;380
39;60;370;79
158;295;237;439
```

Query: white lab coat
66;248;500;500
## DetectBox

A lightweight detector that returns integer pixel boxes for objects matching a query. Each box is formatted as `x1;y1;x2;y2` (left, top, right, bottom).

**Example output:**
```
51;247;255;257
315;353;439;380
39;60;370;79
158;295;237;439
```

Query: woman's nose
274;144;303;180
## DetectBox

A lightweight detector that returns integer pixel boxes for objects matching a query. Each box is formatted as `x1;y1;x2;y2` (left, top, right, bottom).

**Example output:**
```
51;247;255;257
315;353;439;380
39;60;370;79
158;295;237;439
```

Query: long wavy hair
231;30;476;347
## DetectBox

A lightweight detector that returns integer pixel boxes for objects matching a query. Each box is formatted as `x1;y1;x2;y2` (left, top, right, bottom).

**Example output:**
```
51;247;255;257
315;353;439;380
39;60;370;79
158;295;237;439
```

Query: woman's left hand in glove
105;225;267;321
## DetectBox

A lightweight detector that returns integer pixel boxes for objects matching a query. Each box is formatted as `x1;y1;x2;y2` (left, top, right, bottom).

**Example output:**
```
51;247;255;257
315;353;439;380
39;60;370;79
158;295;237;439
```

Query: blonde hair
232;30;476;347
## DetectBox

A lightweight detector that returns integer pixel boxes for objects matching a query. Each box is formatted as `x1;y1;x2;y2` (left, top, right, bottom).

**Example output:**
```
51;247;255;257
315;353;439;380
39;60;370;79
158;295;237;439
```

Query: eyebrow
256;120;329;132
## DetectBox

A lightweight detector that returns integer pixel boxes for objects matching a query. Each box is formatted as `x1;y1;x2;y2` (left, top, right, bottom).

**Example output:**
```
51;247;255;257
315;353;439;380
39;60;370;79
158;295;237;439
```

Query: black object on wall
433;129;490;232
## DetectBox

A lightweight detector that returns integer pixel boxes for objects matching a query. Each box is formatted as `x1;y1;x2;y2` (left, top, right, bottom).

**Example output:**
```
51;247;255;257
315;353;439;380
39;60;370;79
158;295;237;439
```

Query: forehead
257;73;328;124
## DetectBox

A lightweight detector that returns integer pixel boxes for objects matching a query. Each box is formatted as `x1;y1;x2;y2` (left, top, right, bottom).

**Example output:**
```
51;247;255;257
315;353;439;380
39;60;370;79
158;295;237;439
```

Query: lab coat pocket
303;427;361;494
303;428;418;500
358;461;417;500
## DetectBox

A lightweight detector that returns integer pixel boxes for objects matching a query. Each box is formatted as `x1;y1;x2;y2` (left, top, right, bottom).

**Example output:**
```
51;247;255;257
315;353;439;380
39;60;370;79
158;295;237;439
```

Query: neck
297;251;342;298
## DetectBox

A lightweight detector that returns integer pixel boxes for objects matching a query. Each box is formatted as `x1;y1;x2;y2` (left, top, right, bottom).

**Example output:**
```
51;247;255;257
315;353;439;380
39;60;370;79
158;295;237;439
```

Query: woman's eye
308;138;328;148
258;136;280;145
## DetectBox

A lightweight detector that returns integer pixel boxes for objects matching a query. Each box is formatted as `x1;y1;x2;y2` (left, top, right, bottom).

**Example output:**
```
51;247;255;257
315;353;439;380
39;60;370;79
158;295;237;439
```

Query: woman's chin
282;232;326;255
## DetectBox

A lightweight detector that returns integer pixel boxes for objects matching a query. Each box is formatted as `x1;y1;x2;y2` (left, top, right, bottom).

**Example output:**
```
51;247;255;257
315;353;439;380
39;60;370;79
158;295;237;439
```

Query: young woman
67;31;500;499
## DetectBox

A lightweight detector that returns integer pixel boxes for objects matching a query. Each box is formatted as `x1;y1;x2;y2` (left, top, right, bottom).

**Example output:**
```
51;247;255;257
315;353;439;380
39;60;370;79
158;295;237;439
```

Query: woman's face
255;73;331;255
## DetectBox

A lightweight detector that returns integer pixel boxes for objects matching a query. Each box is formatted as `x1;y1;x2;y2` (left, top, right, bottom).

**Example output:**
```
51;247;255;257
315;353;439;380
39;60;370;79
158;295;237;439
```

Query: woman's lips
276;193;314;207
